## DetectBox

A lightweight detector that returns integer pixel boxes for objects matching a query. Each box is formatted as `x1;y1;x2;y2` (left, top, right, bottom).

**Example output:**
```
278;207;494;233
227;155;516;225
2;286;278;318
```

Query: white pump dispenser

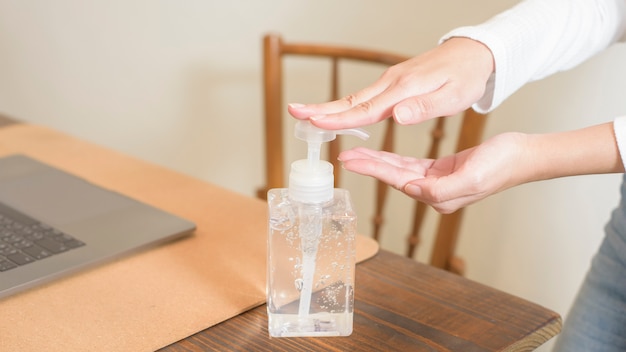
288;121;369;204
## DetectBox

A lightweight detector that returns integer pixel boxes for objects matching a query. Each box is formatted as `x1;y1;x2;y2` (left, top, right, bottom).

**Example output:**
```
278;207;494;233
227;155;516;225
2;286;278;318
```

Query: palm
339;132;523;213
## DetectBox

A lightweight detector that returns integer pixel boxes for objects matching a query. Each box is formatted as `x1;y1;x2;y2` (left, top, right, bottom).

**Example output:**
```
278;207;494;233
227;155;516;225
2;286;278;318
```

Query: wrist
522;123;624;183
441;37;494;85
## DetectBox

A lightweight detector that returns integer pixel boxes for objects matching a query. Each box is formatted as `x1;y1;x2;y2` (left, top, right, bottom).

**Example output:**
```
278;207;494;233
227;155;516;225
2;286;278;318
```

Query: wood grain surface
160;250;561;352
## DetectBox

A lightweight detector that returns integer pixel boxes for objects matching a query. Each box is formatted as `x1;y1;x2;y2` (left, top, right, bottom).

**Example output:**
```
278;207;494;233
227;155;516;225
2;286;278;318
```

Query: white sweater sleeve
440;0;626;113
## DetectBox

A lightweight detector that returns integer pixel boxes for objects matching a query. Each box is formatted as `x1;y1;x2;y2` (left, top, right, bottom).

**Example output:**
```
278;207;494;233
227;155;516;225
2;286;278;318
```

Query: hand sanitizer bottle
267;121;369;337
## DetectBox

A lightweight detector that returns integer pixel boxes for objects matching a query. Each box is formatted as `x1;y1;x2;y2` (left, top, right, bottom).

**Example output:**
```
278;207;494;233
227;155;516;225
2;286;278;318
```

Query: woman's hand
338;132;528;214
339;122;624;213
288;37;494;130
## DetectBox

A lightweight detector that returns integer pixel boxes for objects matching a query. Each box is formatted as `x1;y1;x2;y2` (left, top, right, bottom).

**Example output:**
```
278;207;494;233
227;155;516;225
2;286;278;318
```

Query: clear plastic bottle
267;187;356;337
266;121;367;337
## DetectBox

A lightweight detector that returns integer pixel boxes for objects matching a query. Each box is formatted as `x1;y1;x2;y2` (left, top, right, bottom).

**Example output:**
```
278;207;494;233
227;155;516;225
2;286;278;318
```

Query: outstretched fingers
338;147;433;190
287;82;390;127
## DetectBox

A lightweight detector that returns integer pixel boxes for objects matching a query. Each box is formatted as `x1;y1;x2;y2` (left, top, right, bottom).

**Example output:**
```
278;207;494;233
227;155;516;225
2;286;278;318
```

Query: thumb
404;175;474;214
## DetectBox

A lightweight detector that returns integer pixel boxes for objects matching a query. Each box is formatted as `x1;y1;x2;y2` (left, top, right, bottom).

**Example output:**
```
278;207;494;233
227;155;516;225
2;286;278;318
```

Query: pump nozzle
289;121;369;204
294;121;369;166
294;120;370;143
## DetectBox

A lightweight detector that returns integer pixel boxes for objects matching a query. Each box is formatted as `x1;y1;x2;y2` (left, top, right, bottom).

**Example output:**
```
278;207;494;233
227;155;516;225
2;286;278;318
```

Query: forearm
519;122;625;185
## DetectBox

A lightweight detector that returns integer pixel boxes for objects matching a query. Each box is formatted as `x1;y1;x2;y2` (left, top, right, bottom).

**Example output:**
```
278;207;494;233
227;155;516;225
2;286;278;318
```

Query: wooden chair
257;33;488;275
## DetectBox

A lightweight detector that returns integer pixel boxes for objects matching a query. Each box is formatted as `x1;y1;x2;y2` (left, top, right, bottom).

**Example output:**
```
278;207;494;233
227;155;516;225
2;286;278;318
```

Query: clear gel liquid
267;188;356;337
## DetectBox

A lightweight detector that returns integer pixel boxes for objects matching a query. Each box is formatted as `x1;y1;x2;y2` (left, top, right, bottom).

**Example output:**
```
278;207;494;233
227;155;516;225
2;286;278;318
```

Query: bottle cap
288;121;369;203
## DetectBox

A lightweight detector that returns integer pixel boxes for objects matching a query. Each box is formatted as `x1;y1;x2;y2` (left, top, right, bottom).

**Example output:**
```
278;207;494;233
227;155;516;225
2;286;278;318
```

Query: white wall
1;1;625;350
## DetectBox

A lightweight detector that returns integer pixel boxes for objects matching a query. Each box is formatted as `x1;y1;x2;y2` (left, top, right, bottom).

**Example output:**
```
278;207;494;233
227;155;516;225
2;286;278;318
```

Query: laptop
0;154;196;299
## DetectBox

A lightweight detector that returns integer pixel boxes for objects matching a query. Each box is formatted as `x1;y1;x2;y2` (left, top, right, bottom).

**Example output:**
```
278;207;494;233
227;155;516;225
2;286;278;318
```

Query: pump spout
295;120;369;168
294;121;370;145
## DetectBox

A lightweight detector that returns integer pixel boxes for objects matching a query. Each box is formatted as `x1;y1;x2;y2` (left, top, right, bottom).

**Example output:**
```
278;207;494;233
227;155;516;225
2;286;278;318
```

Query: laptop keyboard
0;202;85;272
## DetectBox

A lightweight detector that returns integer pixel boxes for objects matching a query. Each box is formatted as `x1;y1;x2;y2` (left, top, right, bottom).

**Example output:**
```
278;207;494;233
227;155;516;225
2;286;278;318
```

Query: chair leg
406;201;428;258
448;256;466;276
371;119;395;242
372;179;389;242
430;209;464;275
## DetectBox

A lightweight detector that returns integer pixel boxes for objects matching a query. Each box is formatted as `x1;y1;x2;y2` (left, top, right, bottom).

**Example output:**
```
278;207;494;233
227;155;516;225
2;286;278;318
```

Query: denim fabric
553;175;626;351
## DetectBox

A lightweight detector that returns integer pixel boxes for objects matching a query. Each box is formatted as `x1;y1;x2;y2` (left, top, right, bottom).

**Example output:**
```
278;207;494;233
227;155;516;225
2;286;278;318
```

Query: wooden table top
160;250;561;352
0;117;561;351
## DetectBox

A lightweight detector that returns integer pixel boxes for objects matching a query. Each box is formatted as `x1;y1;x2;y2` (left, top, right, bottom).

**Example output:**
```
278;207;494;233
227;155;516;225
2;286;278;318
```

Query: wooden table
0;116;561;351
160;250;561;351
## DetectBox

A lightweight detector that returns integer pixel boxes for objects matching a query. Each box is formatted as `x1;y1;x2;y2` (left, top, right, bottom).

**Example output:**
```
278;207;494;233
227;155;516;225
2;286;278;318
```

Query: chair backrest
258;33;488;275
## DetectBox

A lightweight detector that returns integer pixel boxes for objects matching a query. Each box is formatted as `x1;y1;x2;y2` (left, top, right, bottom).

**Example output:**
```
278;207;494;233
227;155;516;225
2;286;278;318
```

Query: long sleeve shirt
441;0;626;166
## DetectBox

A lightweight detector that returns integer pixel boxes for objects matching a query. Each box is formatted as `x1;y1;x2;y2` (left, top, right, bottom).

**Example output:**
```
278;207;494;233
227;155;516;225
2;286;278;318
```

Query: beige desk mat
0;124;379;352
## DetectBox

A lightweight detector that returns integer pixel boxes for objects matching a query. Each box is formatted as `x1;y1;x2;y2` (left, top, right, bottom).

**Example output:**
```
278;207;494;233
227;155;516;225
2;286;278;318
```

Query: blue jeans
553;176;626;351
